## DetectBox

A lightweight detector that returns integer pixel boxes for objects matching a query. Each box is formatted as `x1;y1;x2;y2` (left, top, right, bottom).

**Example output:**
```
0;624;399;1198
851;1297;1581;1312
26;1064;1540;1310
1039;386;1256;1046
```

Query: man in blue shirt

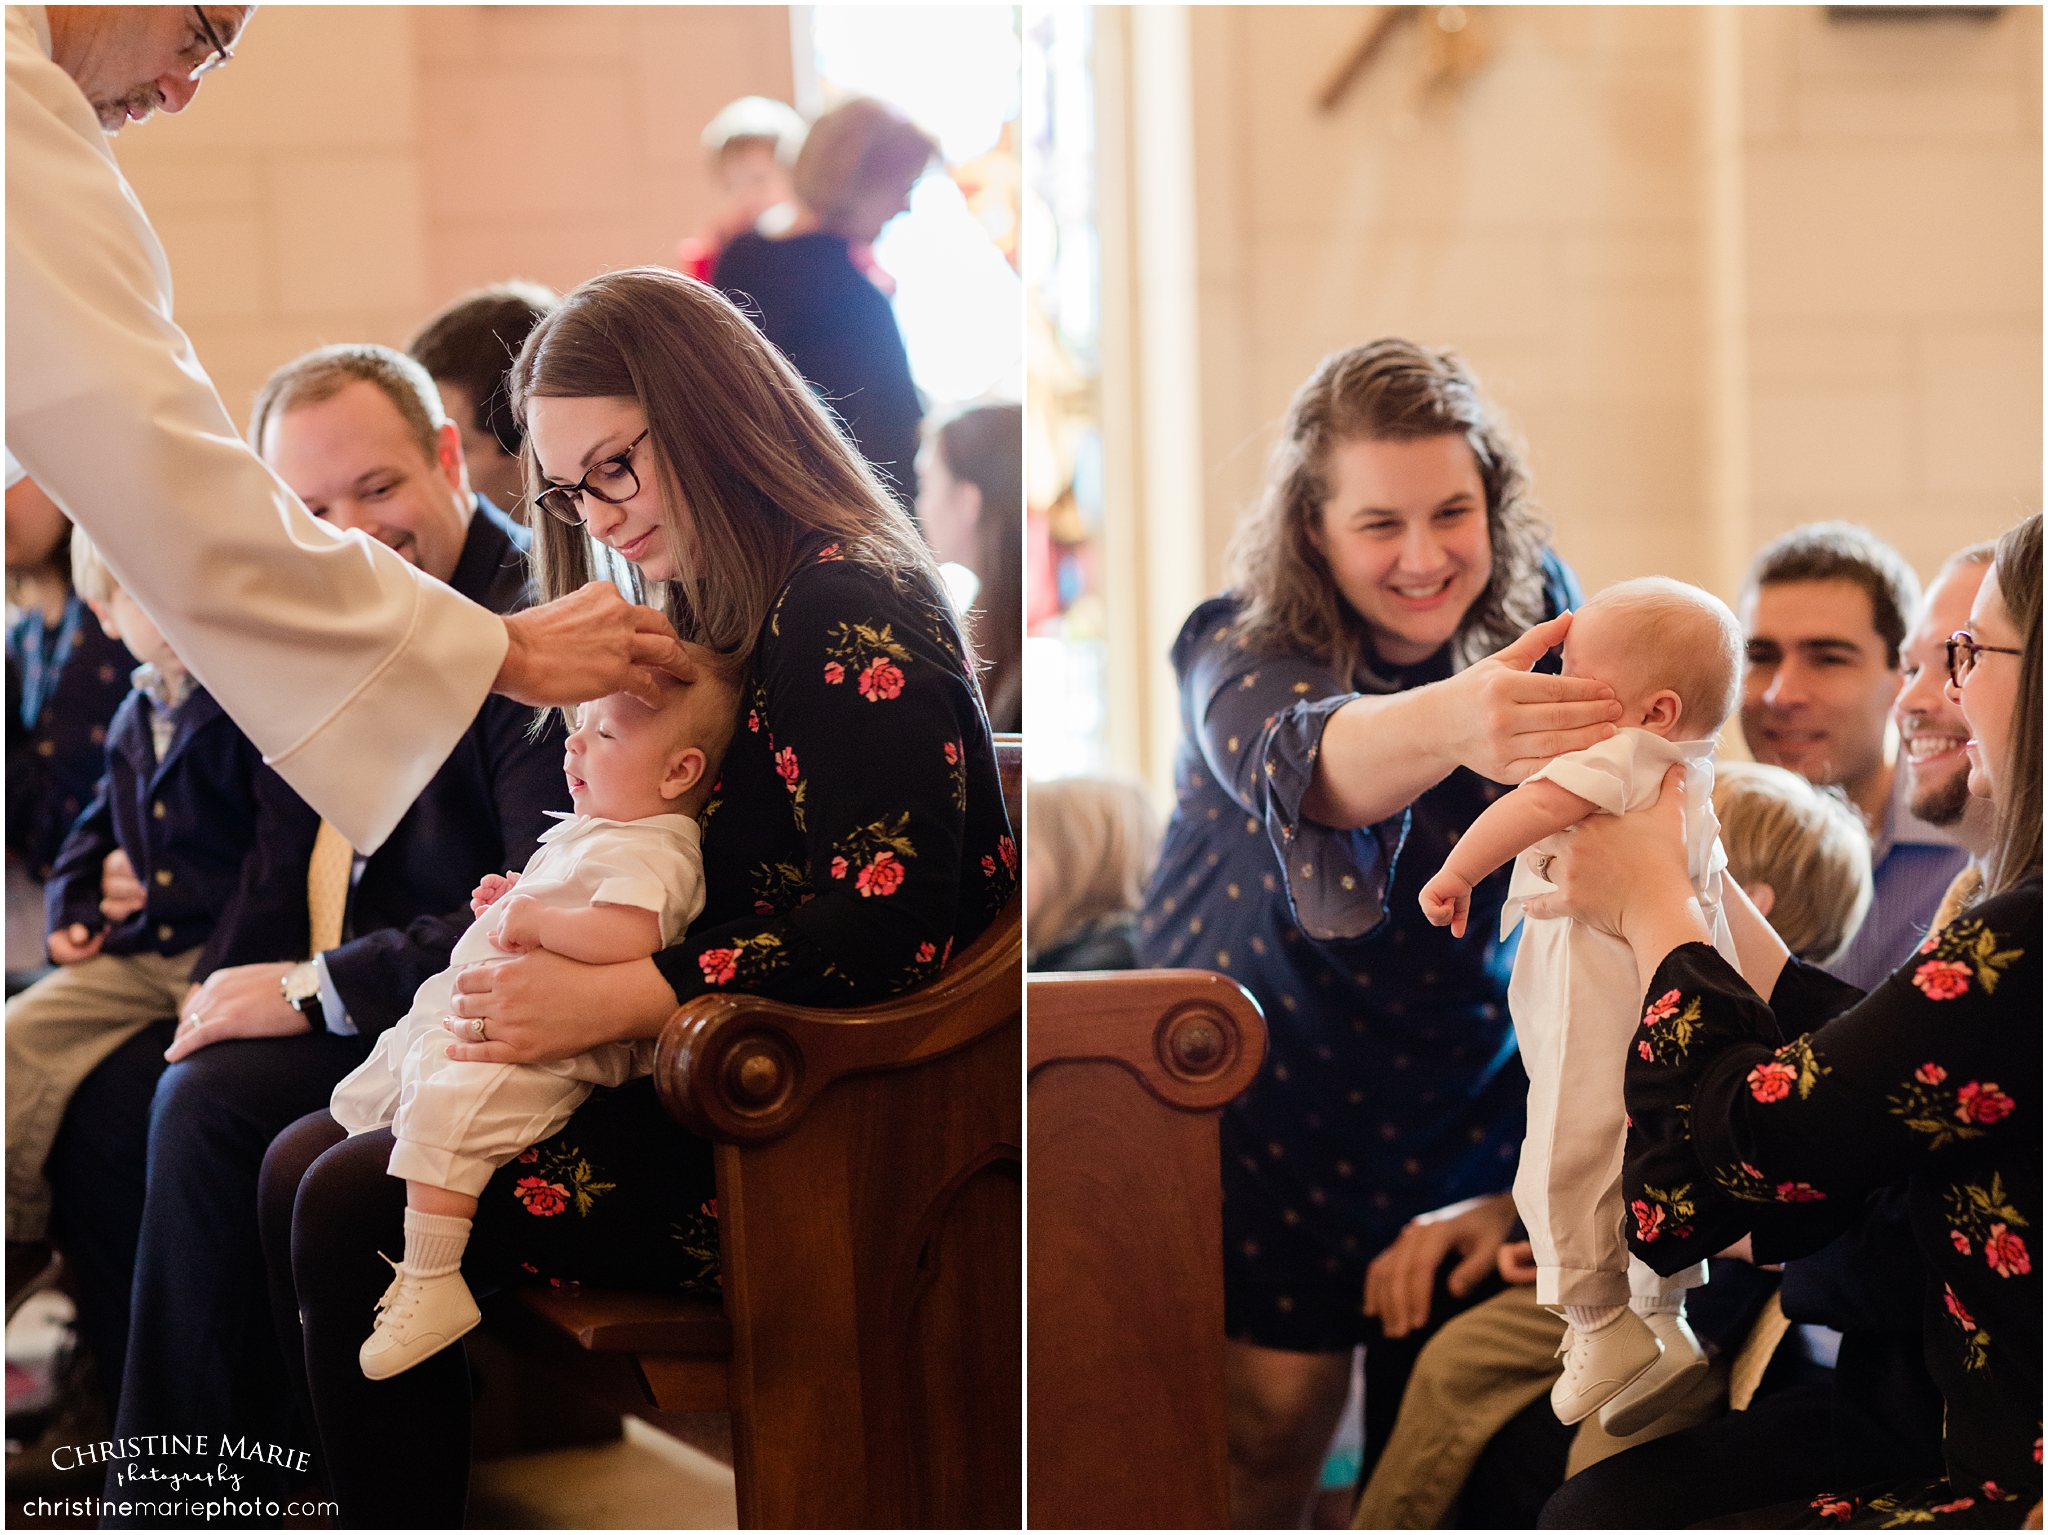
1737;524;1969;991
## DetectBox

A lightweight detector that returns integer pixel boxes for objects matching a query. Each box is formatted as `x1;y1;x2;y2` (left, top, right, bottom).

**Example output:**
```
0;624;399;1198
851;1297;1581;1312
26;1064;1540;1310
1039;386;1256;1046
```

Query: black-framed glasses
533;430;651;527
186;7;234;82
1946;630;2022;688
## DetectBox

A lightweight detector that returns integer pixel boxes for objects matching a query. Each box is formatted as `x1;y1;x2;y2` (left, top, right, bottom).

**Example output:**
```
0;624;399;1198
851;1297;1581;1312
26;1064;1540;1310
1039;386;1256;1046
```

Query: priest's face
262;379;472;586
52;6;255;133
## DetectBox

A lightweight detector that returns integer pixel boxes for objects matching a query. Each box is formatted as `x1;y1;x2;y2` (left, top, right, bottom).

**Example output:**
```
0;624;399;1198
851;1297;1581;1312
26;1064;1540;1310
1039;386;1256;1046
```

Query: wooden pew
1026;969;1266;1530
489;737;1022;1528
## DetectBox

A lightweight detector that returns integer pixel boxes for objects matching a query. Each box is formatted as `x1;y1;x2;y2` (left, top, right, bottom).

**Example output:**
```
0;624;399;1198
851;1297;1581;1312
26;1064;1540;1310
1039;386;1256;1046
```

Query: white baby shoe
1549;1309;1661;1425
1598;1308;1710;1436
359;1255;482;1381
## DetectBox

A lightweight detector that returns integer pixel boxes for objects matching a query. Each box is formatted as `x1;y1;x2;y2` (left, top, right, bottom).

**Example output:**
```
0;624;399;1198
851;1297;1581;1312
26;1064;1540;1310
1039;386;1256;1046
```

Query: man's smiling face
1740;578;1902;794
1895;559;1989;828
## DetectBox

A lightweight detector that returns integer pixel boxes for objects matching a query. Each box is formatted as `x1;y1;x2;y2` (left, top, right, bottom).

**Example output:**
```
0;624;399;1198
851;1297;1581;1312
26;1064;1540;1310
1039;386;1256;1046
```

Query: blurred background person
406;282;560;522
716;95;938;511
675;95;808;283
6;465;132;997
920;403;1023;731
1026;776;1159;972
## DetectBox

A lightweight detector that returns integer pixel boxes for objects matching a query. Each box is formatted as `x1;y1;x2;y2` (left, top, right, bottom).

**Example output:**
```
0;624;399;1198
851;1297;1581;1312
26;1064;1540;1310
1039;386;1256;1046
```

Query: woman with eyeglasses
1526;513;2040;1530
256;267;1018;1526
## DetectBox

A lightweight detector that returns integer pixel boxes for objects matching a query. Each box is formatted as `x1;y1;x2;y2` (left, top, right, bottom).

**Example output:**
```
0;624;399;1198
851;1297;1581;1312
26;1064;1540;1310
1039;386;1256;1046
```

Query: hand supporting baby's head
563;659;744;823
1563;578;1741;743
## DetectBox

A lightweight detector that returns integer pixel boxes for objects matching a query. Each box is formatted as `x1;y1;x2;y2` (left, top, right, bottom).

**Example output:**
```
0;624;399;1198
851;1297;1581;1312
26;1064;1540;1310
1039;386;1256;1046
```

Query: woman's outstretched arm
1304;612;1622;829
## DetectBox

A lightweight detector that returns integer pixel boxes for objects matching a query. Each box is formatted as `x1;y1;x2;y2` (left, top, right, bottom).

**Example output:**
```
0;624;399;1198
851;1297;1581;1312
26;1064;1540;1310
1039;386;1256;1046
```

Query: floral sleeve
651;553;1008;1007
1624;886;2040;1278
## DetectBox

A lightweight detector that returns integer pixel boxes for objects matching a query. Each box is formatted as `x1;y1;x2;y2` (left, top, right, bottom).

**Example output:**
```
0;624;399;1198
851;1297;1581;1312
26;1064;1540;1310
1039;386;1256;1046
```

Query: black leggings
257;1080;720;1529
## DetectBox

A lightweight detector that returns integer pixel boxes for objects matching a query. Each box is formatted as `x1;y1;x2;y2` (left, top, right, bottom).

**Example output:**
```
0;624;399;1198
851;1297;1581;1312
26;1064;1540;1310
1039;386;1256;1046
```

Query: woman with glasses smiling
256;267;1019;1525
1528;514;2040;1529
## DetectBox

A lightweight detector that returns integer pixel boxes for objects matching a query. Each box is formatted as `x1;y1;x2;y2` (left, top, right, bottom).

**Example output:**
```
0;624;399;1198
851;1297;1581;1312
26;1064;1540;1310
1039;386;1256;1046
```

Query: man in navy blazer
45;346;571;1501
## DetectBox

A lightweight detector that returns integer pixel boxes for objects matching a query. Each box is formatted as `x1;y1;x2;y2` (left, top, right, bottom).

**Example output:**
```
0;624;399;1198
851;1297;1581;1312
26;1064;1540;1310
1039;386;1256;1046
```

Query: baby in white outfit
1420;577;1747;1436
331;669;738;1380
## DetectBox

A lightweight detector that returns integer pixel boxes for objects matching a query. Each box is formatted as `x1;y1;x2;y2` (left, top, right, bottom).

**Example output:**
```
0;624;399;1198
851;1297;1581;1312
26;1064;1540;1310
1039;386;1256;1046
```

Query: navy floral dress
1625;879;2041;1528
479;541;1017;1294
1136;551;1580;1349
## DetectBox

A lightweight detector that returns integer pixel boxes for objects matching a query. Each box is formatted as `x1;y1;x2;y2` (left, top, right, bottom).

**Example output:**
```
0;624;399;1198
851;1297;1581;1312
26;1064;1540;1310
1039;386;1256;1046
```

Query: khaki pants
6;947;199;1242
1352;1283;1730;1529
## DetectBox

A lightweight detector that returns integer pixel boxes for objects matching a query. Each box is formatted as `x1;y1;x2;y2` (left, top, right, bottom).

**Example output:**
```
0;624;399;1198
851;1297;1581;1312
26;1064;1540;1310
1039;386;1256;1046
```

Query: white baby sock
1629;1291;1681;1316
402;1208;472;1278
1561;1304;1626;1331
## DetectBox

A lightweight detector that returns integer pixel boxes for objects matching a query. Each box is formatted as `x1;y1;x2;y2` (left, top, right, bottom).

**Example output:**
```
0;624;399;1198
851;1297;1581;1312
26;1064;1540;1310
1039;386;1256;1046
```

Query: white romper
329;811;705;1196
1501;728;1737;1308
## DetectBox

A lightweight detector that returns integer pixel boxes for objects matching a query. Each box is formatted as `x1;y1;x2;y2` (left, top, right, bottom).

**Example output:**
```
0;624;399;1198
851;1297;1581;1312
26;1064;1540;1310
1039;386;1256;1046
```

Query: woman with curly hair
1134;339;1621;1524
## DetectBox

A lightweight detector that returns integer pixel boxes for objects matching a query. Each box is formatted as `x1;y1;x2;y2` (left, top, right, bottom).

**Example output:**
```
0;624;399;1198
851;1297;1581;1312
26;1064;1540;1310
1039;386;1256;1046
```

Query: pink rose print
1643;989;1682;1027
823;661;845;686
816;543;843;561
943;740;959;765
997;834;1017;877
1631;1199;1662;1241
747;709;760;733
917;941;937;963
1810;1496;1852;1524
775;746;800;788
857;658;905;701
1918;932;1940;954
1952;1229;1972;1255
1984;1224;2031;1279
1956;1081;2015;1125
2035;1438;2043;1465
940;936;954;967
830;855;849;880
1740;1161;1766;1180
515;1178;569;1217
1747;1061;1796;1103
701;1198;719;1219
1912;959;1971;1001
1637;1040;1653;1061
856;851;905;898
755;899;775;915
519;1261;539;1274
1774;1181;1826;1203
1932;1497;1977;1515
516;1148;539;1164
981;854;997;878
698;947;739;986
1943;1285;1975;1331
1983;1483;2006;1502
1916;1061;1948;1085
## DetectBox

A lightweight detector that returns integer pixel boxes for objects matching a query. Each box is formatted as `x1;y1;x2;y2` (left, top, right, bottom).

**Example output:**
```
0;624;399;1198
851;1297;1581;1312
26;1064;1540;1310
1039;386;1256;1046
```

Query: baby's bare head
566;661;745;822
1565;577;1740;741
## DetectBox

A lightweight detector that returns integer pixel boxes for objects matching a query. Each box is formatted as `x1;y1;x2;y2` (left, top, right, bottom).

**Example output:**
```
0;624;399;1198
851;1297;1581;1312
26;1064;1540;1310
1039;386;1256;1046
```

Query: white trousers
330;965;650;1197
1510;918;1707;1307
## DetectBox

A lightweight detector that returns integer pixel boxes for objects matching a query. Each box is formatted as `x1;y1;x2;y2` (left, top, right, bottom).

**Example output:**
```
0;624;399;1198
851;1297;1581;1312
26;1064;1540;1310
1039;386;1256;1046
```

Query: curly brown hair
1225;339;1552;687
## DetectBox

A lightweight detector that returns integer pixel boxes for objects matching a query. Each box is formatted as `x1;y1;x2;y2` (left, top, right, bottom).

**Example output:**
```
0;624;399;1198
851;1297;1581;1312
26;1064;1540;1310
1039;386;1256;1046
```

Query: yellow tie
306;819;353;956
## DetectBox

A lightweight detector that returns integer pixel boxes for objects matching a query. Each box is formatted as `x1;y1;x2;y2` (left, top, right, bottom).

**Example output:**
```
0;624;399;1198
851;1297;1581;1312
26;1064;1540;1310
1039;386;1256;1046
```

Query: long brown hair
933;404;1022;725
508;267;950;668
1225;339;1551;688
1983;512;2041;899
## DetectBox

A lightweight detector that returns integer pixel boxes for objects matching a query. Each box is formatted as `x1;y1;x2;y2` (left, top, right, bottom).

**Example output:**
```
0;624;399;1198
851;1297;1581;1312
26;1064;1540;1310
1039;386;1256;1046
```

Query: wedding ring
1536;855;1554;879
472;1017;488;1042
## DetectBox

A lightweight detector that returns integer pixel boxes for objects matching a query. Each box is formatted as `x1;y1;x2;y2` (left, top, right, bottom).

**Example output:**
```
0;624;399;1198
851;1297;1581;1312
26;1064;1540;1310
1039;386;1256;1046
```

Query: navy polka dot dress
1136;553;1581;1350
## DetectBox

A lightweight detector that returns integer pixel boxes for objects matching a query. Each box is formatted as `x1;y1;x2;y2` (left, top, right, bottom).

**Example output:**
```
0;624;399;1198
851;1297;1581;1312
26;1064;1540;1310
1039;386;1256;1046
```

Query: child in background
331;670;739;1379
675;96;808;282
1419;577;1747;1435
6;525;301;1302
1711;761;1874;967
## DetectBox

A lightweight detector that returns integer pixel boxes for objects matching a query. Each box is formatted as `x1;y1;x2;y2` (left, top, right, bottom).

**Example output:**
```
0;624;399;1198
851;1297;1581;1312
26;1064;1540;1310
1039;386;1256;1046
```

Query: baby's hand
1419;869;1473;938
470;870;520;917
47;922;105;966
489;893;543;954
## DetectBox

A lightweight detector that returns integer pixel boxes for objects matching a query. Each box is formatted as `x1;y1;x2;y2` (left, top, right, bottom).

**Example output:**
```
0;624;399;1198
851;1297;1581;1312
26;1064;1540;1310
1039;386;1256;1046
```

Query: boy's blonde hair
67;523;116;606
1581;576;1741;737
1712;761;1873;965
1027;777;1160;960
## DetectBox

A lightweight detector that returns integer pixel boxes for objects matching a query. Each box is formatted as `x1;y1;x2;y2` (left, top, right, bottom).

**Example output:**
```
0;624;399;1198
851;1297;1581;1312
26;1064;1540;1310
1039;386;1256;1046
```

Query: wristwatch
280;960;325;1030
